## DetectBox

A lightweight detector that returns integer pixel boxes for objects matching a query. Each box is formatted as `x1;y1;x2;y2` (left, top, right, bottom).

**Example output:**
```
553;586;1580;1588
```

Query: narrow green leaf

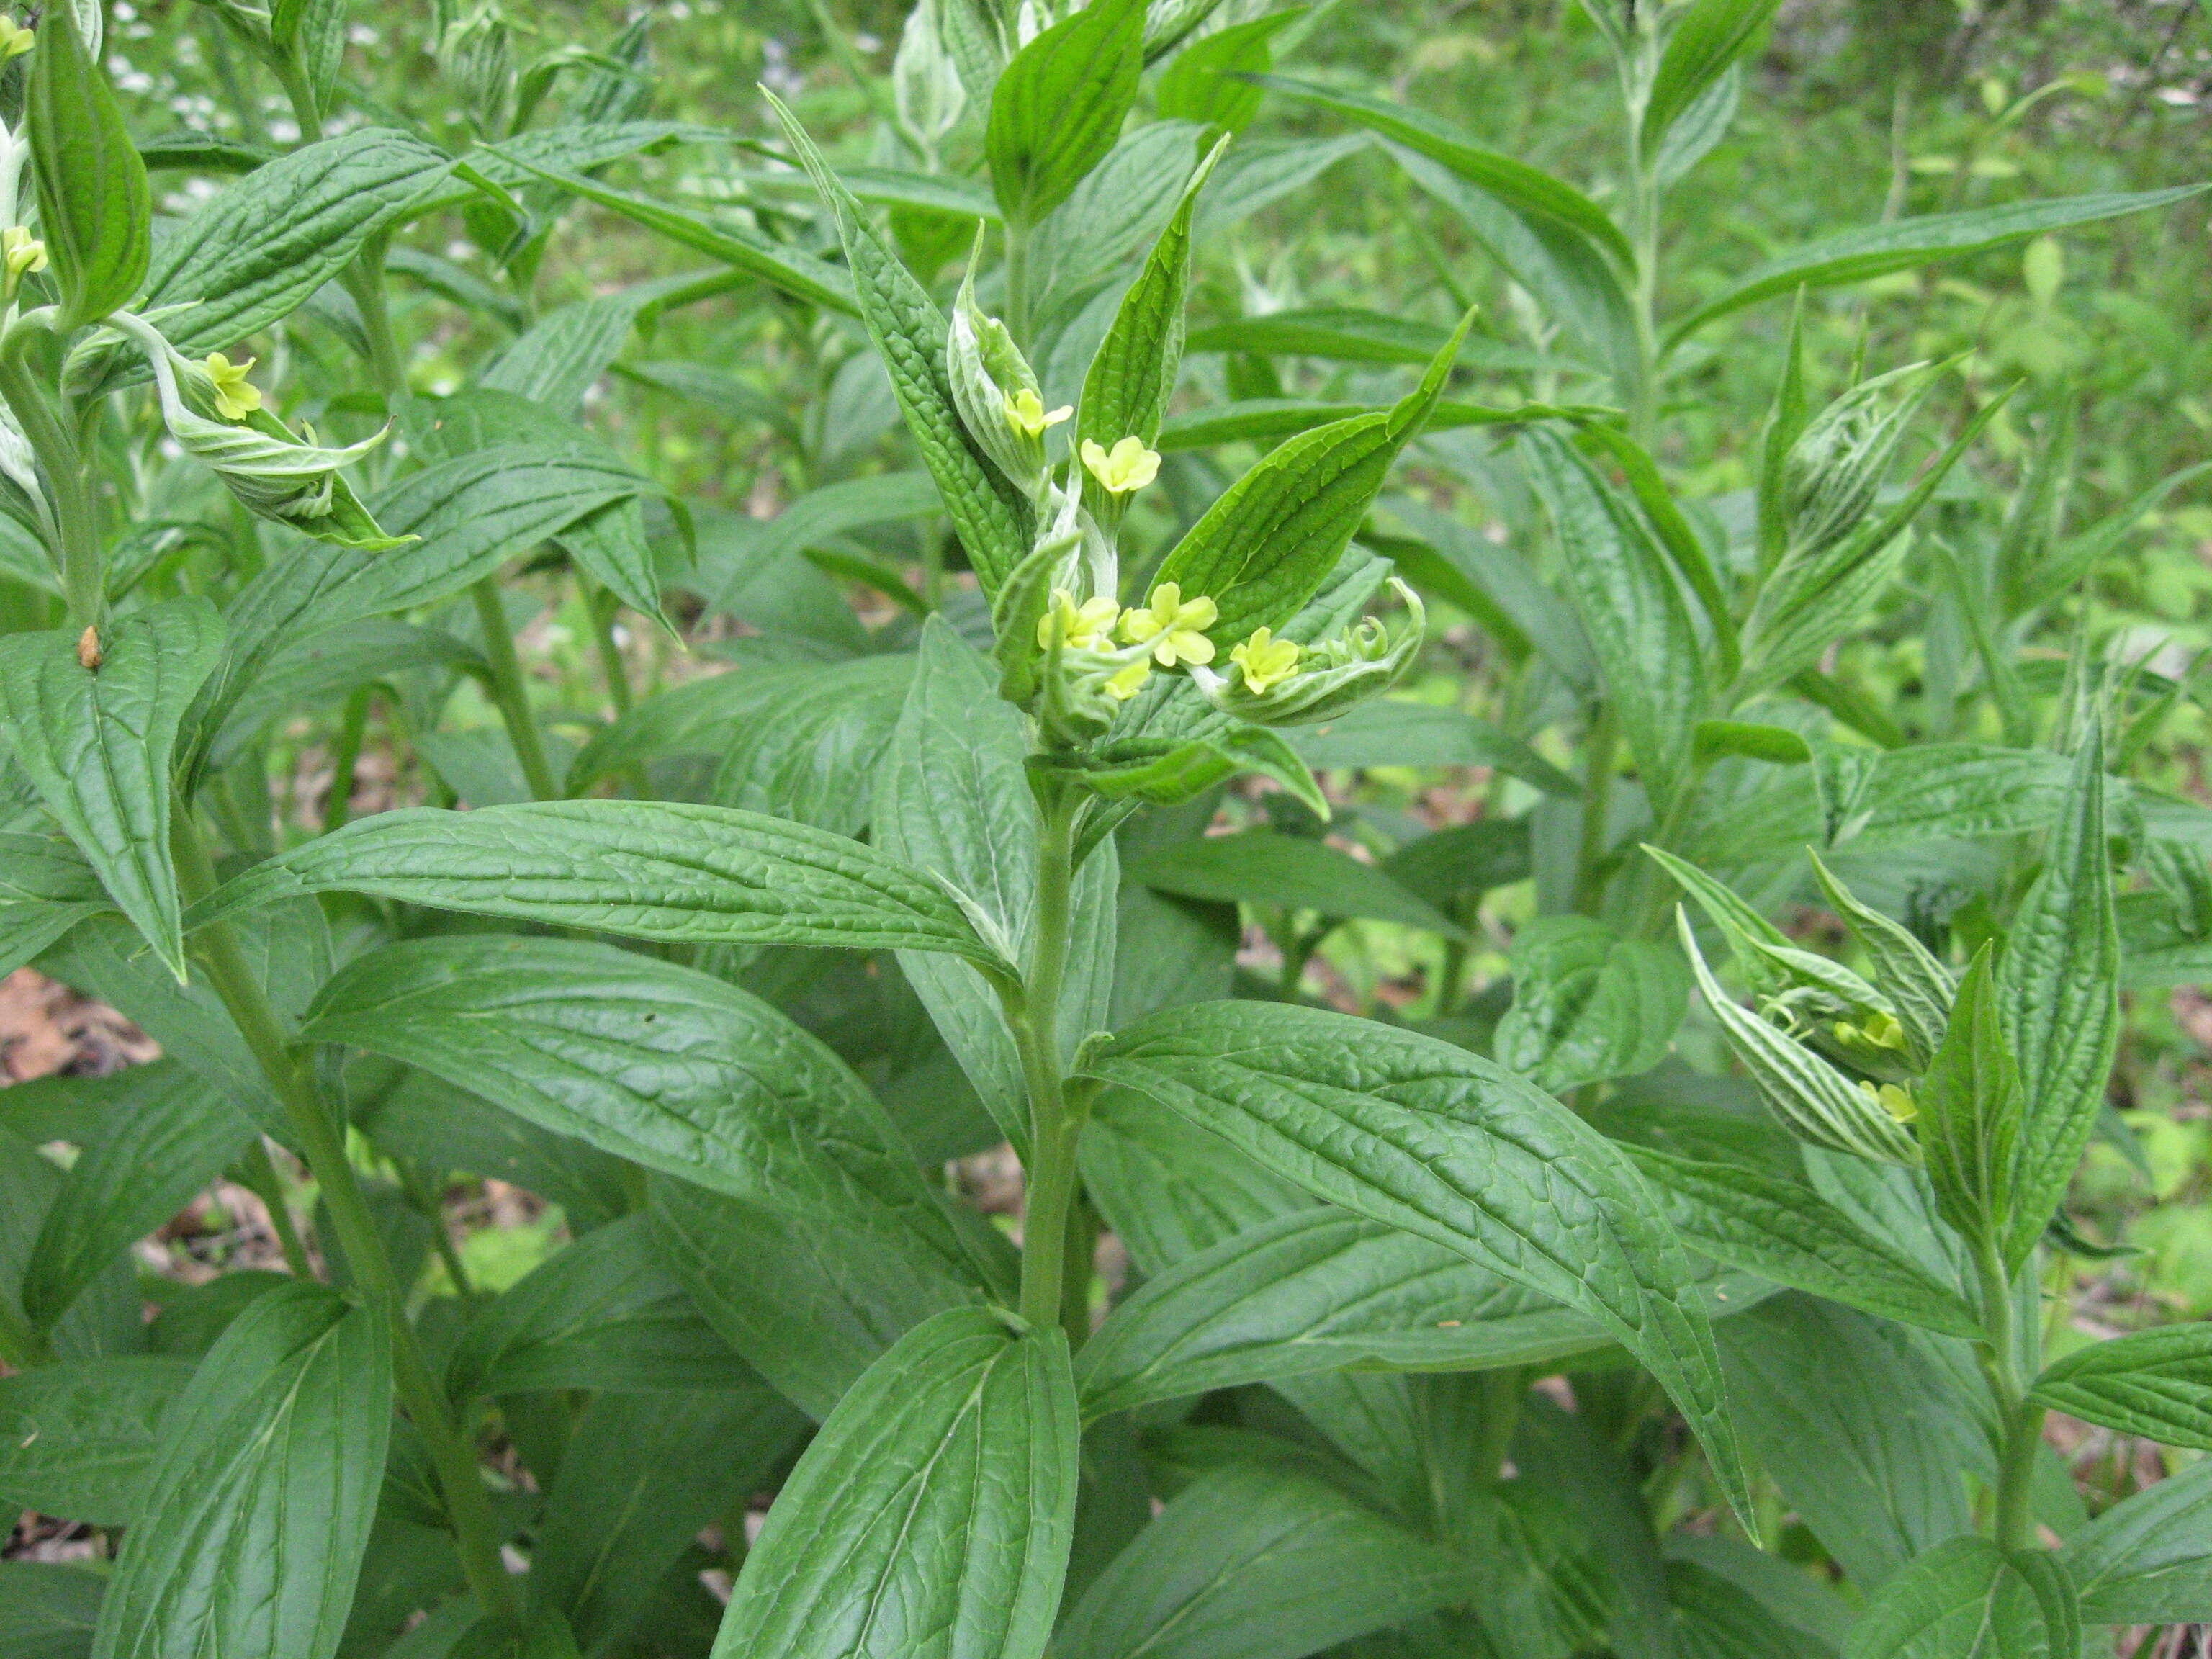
1576;421;1738;675
0;832;109;981
28;4;150;328
1692;719;1809;767
1290;696;1584;797
1155;10;1301;130
0;598;225;979
91;1282;390;1659
1641;0;1781;150
0;1357;194;1526
1920;944;2022;1253
1495;915;1689;1092
189;801;1008;968
708;1307;1079;1659
984;0;1147;225
2029;1323;2212;1449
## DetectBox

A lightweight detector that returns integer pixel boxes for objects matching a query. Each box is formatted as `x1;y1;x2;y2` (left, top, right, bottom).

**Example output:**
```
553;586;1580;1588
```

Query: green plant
2;1;2212;1656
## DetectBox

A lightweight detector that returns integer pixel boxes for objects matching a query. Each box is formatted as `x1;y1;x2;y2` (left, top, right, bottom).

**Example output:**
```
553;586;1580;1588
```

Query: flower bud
892;0;966;156
947;264;1061;498
1190;579;1426;727
1781;362;1935;560
0;18;34;58
3;226;46;278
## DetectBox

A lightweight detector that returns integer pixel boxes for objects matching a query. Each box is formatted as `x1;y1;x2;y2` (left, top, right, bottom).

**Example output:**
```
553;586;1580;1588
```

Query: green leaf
302;936;989;1287
1808;851;1954;1070
442;1213;761;1401
1151;310;1470;644
1076;1208;1624;1418
765;92;1033;594
1048;727;1328;822
0;1357;194;1526
23;1063;253;1331
1187;305;1563;372
1520;426;1706;808
28;3;150;328
0;598;224;979
1997;725;2117;1268
1289;696;1585;796
0;833;109;981
91;1282;390;1659
2057;1455;2212;1624
986;0;1146;225
1693;719;1810;767
553;495;669;632
1155;11;1300;130
1078;999;1754;1532
1494;915;1689;1092
2028;1323;2212;1449
1642;0;1781;151
1624;1147;1981;1339
1669;184;2212;346
270;0;351;121
0;1563;105;1659
706;655;917;835
708;1307;1079;1659
1056;1462;1467;1659
1840;1538;2062;1659
190;801;1008;967
1918;945;2022;1253
1124;827;1467;936
1158;395;1607;451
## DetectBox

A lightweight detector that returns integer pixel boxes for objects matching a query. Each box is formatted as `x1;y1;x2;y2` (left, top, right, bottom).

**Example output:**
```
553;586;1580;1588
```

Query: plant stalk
1972;1240;2045;1551
471;579;562;802
1014;787;1085;1335
238;1136;315;1278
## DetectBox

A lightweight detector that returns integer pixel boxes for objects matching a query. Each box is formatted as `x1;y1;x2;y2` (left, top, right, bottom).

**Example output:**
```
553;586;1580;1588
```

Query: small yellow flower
1228;628;1300;693
1;226;45;277
1860;1079;1917;1124
1005;387;1071;438
1036;588;1118;651
202;353;262;422
1120;582;1218;667
1079;434;1161;495
1105;660;1152;701
0;18;35;58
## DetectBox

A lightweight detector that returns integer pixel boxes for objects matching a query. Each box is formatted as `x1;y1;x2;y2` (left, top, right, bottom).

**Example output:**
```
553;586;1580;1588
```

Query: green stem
0;325;102;631
274;52;324;144
238;1137;315;1278
1014;788;1084;1334
586;583;636;720
325;685;372;832
174;817;522;1625
471;579;560;802
1972;1241;2044;1551
338;238;408;415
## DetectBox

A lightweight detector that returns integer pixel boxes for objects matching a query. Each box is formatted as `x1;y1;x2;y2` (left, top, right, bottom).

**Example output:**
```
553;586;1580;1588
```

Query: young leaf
1809;851;1954;1069
28;3;150;328
2028;1323;2212;1449
1641;0;1781;152
0;1357;194;1526
1915;945;2022;1252
189;801;1010;969
1077;999;1755;1532
1840;1537;2066;1659
708;1307;1079;1659
984;0;1147;225
1493;915;1690;1093
0;598;225;979
91;1282;390;1659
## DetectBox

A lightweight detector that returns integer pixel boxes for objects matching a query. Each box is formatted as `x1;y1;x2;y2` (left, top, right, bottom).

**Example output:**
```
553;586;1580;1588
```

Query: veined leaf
0;833;109;981
0;1357;194;1526
2029;1323;2212;1449
28;4;150;329
1290;696;1584;797
2057;1455;2212;1624
0;1562;105;1659
1919;946;2022;1254
1840;1538;2066;1659
1123;827;1467;937
0;598;225;979
985;0;1147;225
1642;0;1781;151
91;1282;390;1659
1077;999;1755;1532
1494;915;1689;1093
708;1307;1079;1659
189;801;1009;968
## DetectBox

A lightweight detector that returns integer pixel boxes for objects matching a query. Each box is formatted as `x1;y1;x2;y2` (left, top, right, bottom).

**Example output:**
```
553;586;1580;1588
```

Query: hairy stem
1972;1240;2045;1551
471;579;561;802
174;815;522;1624
0;326;103;631
1015;787;1084;1334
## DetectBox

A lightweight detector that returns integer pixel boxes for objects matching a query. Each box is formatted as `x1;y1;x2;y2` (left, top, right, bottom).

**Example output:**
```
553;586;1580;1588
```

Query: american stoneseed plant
3;0;2212;1655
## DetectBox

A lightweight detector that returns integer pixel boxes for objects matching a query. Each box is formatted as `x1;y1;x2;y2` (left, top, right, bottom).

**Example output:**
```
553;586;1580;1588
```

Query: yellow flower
1120;582;1218;667
202;353;262;422
1005;387;1071;438
1;226;45;277
1036;588;1118;651
1079;434;1161;495
1228;628;1300;693
0;19;34;58
1105;660;1152;701
1860;1080;1917;1124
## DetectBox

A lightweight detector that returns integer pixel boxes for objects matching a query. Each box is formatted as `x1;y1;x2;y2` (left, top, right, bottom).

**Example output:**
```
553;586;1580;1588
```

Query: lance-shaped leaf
0;1358;194;1526
1919;945;2023;1255
2057;1456;2212;1624
1150;310;1471;645
28;4;150;328
1997;724;2117;1268
0;599;224;979
189;801;1009;968
90;1282;390;1659
1809;851;1953;1069
2028;1323;2212;1449
1076;999;1755;1532
985;0;1147;225
1841;1537;2070;1659
766;91;1033;593
1642;0;1781;150
708;1307;1079;1659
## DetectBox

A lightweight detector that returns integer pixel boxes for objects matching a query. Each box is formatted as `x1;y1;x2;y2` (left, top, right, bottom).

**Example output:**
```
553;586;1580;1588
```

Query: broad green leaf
767;93;1033;593
708;1306;1079;1659
23;1063;253;1331
1669;184;2212;346
1079;1089;1316;1274
0;1563;104;1659
1692;719;1809;767
1150;312;1470;644
0;1126;144;1367
0;832;109;980
303;936;988;1287
706;655;917;836
985;0;1147;225
1123;827;1466;936
1642;0;1781;150
1520;426;1705;809
1076;1209;1619;1417
208;619;484;773
552;495;668;631
477;293;644;413
28;4;150;328
1383;819;1534;909
1290;695;1584;797
360;1069;631;1232
1078;999;1753;1530
1663;1552;1844;1659
2057;1456;2212;1623
531;1386;807;1653
190;801;1008;967
1997;726;2117;1267
1031;120;1204;307
1056;1462;1467;1659
0;598;225;979
2029;1323;2212;1449
1624;1146;1980;1339
1494;915;1689;1092
443;1214;760;1401
1840;1538;2060;1659
0;1357;194;1525
91;1282;390;1659
1918;946;2023;1253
